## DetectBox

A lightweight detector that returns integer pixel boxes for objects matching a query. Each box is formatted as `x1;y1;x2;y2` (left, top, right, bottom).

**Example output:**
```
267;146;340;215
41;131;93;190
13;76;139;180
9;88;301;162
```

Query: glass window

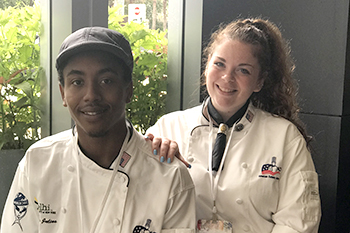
108;0;168;133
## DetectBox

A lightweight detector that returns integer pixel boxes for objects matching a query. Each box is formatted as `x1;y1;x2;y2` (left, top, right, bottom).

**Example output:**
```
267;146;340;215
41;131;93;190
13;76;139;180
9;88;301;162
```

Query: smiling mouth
217;85;236;93
82;109;107;116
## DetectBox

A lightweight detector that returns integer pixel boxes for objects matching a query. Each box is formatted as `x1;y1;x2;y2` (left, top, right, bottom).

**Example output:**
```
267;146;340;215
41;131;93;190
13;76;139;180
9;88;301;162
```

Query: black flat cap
56;27;133;76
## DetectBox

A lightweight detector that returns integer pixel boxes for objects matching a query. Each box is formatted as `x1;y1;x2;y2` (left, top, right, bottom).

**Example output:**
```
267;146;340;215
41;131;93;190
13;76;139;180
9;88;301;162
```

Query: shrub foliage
109;6;167;134
0;4;42;150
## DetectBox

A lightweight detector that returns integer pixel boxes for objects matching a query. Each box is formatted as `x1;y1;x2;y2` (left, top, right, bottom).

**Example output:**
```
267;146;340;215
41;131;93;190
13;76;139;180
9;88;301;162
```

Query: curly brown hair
202;17;311;146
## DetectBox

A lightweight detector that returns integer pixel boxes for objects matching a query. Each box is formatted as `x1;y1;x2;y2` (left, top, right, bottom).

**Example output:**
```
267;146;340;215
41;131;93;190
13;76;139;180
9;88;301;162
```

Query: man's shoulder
128;129;194;190
162;158;194;192
17;130;73;173
28;129;73;151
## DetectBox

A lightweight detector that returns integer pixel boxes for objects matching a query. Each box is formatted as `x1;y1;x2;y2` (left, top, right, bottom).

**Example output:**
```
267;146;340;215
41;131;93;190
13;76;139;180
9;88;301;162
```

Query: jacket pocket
300;171;321;222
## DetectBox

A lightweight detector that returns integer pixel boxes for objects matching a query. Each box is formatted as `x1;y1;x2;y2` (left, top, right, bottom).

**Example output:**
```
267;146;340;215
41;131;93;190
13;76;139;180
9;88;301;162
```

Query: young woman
147;18;321;233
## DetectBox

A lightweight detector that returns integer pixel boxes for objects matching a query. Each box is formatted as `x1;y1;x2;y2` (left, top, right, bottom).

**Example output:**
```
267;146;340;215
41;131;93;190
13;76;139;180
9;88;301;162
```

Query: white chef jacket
1;122;196;233
147;100;321;233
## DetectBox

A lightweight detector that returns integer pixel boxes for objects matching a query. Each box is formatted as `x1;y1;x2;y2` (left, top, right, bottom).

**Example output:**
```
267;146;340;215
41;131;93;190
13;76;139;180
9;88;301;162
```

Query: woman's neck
208;98;249;126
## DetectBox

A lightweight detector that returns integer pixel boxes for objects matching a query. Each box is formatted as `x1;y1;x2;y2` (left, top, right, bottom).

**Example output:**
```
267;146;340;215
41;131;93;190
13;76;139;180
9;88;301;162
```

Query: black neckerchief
208;98;249;127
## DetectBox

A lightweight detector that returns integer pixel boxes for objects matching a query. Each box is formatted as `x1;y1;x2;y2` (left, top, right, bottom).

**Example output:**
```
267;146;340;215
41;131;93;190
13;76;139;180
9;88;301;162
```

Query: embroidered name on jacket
258;156;281;180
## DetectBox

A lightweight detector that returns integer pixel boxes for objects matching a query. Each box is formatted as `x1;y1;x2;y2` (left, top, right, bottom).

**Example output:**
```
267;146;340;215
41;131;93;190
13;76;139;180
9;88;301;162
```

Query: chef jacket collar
203;97;249;127
71;119;133;141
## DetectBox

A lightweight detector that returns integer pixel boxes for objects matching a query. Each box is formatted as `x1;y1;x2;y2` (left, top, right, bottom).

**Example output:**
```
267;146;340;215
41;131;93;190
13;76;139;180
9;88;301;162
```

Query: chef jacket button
67;165;75;172
113;218;121;226
243;225;250;231
235;123;244;131
241;163;248;169
187;157;194;163
61;208;67;214
236;198;243;204
119;176;126;183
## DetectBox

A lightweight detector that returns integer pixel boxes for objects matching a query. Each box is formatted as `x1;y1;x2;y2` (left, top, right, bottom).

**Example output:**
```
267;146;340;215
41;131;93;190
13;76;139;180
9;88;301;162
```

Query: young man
1;27;196;233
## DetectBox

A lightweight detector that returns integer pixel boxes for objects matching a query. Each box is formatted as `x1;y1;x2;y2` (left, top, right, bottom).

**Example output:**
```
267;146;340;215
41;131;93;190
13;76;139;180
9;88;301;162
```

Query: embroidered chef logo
12;192;28;231
259;157;281;180
133;219;156;233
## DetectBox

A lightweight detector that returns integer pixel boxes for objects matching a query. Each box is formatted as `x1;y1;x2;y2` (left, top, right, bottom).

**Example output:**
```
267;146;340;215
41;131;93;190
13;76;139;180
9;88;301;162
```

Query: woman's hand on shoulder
145;133;191;168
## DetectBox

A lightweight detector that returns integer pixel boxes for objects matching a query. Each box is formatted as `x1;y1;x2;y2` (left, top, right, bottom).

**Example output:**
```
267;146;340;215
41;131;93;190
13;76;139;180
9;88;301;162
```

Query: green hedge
0;4;42;150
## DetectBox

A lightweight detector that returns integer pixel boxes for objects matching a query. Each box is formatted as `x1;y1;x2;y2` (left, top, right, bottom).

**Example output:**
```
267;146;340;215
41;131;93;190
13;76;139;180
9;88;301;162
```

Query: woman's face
205;39;263;120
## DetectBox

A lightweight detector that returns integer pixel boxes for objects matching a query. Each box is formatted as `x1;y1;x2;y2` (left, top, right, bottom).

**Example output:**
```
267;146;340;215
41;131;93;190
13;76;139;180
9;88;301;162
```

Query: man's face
59;51;133;138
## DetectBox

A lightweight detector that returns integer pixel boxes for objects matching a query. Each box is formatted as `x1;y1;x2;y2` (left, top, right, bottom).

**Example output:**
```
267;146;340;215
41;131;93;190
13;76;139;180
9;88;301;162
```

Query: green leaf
14;96;28;108
14;81;32;97
5;27;18;42
18;45;32;62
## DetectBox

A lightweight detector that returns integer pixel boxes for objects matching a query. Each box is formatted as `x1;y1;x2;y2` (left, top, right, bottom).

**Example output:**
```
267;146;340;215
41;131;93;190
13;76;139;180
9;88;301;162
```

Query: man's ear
59;84;68;107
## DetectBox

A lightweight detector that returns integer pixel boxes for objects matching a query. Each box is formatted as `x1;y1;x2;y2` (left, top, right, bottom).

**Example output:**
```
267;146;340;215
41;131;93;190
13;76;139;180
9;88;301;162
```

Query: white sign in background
128;4;146;23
